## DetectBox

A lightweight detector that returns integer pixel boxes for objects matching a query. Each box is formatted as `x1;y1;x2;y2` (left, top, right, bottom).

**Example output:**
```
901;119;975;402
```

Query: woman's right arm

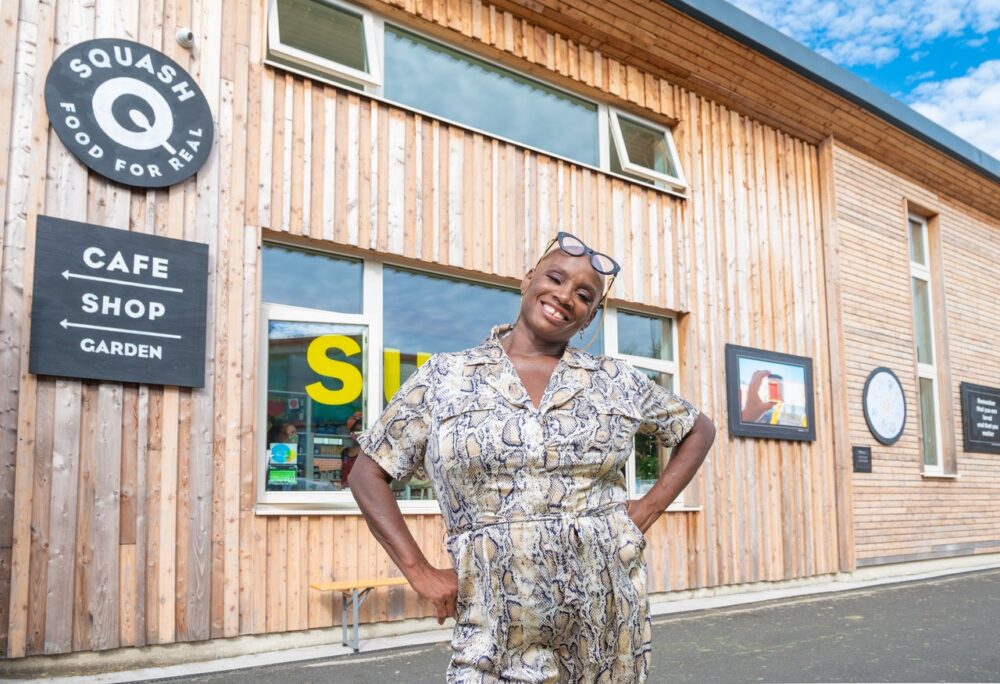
349;453;457;624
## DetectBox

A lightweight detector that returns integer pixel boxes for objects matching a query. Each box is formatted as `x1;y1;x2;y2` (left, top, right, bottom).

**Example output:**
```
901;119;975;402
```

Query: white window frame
257;246;692;514
264;0;687;196
267;0;383;89
609;108;687;192
257;255;442;514
605;305;692;509
909;214;944;474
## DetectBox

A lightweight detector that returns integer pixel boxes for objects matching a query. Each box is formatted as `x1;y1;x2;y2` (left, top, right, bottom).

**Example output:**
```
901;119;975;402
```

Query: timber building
1;0;998;662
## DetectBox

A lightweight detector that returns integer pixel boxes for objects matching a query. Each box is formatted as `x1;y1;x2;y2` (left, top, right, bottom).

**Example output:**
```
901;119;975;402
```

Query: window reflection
384;26;599;165
618;309;672;361
634;368;673;496
262;244;363;314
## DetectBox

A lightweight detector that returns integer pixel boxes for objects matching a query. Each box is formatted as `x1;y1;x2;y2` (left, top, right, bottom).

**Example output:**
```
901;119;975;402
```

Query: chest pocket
436;399;518;474
544;402;641;475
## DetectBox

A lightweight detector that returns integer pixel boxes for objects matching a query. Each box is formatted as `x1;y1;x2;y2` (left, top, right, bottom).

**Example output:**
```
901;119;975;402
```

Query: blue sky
727;0;1000;161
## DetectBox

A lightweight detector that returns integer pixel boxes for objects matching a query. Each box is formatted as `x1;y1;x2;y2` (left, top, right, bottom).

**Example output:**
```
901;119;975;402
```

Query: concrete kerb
4;552;999;683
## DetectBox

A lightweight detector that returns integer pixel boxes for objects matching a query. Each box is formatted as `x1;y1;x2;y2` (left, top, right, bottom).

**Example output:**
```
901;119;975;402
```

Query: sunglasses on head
540;232;621;275
536;232;621;305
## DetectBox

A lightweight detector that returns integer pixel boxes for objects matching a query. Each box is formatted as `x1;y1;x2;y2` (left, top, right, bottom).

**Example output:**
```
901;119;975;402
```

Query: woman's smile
541;301;571;323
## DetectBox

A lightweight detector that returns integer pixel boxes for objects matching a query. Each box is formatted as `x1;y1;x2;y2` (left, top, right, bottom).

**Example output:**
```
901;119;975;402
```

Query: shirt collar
466;323;601;370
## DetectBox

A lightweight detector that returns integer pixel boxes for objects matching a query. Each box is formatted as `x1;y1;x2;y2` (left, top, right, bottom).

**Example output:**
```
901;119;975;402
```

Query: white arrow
61;319;182;340
61;270;184;293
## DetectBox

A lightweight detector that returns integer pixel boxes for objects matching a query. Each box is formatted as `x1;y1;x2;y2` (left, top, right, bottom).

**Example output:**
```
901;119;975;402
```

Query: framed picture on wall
725;344;816;441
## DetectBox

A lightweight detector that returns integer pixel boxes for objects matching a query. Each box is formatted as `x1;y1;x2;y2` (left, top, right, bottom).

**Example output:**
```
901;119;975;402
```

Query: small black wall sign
29;216;208;388
852;446;872;473
960;382;1000;454
45;39;214;188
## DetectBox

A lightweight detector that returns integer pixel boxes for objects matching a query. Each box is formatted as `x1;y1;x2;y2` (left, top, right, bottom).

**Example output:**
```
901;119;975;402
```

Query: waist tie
454;501;627;536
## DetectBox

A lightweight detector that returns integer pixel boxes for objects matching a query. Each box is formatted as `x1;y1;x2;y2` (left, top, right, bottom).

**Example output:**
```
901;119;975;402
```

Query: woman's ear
520;268;535;296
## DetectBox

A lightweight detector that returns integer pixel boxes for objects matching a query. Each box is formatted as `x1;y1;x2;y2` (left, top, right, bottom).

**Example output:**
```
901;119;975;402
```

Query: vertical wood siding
1;0;842;657
831;143;1000;565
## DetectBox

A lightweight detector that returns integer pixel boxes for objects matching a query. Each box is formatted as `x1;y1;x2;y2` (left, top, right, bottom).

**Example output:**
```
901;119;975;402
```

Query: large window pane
618;310;672;361
633;369;675;496
384;26;599;165
909;219;926;266
276;0;368;73
266;321;367;492
262;244;363;313
911;277;934;365
919;377;939;468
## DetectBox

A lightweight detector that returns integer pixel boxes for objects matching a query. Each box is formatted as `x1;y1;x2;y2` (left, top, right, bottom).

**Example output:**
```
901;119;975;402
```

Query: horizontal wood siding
831;143;1000;564
2;0;841;657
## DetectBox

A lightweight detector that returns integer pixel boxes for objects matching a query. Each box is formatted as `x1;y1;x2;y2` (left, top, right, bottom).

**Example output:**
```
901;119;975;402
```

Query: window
267;0;381;88
259;244;681;512
263;316;367;497
259;244;374;507
605;307;689;507
384;26;599;166
908;215;943;473
609;110;685;191
265;0;686;192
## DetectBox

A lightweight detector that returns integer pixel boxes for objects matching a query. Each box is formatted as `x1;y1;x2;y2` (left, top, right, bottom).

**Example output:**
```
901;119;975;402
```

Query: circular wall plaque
863;367;906;445
45;39;214;188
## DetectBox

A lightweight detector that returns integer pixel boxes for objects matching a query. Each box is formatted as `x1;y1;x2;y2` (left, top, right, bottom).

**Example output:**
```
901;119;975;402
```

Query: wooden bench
310;577;410;653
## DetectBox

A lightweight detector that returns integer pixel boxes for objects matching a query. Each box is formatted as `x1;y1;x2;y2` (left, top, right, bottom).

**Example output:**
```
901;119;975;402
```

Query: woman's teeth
542;303;568;321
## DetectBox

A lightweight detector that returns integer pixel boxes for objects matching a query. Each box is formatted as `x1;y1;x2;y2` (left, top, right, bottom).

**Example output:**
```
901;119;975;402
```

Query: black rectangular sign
852;446;872;473
960;382;1000;454
29;216;208;387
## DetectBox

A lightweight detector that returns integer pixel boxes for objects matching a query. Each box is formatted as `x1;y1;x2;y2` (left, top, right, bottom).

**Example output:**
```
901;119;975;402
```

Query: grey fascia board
660;0;1000;185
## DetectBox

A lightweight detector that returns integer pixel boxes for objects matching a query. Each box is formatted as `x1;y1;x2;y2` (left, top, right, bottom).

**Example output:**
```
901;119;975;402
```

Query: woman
352;233;716;683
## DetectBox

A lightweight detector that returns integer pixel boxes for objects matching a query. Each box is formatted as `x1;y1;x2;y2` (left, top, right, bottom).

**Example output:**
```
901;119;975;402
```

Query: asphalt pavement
156;568;1000;683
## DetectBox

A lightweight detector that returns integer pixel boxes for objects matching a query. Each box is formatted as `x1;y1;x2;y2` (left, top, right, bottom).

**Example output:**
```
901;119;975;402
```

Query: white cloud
966;36;989;47
905;69;936;84
729;0;1000;66
908;60;1000;160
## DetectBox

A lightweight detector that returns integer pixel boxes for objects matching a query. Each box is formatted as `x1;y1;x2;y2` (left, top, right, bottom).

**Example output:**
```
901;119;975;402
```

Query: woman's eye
578;291;593;303
547;273;562;284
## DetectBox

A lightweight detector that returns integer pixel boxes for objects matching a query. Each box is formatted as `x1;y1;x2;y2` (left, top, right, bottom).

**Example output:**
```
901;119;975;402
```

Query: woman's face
518;249;604;344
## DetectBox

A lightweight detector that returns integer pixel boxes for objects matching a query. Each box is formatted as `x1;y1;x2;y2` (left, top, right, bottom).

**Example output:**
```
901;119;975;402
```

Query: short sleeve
357;357;437;481
630;365;700;448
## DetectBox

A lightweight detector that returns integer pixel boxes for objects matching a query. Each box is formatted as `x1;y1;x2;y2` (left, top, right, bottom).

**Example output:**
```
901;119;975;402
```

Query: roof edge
661;0;1000;186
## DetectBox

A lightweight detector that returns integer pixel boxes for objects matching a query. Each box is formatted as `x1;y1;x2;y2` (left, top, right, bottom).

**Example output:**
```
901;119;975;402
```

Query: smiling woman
350;233;715;683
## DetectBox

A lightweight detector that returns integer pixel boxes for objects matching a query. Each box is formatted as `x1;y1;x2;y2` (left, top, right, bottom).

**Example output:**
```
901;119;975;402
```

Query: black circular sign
45;39;214;188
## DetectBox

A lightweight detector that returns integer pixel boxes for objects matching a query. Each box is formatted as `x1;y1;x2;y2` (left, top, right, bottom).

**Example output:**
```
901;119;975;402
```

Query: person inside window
351;232;716;682
267;420;298;445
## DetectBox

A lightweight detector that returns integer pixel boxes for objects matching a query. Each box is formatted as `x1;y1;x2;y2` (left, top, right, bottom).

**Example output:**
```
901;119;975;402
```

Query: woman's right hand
408;564;458;624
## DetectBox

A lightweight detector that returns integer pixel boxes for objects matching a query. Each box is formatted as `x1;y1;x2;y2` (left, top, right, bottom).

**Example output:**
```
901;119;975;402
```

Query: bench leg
341;593;349;648
341;588;373;653
352;589;361;652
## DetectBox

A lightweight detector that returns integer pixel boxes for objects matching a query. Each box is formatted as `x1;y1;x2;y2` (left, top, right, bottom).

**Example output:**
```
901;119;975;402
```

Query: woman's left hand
626;498;658;535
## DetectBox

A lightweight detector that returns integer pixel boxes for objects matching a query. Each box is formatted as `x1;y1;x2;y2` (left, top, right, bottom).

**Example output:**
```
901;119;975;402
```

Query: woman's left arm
628;412;716;533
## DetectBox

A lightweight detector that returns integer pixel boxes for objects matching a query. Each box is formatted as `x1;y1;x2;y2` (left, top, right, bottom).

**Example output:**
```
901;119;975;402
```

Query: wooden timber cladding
477;0;1000;221
0;0;846;658
830;143;1000;566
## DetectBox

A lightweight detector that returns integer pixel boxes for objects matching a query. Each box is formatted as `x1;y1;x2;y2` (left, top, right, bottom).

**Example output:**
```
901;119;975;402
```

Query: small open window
609;109;685;191
267;0;381;88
